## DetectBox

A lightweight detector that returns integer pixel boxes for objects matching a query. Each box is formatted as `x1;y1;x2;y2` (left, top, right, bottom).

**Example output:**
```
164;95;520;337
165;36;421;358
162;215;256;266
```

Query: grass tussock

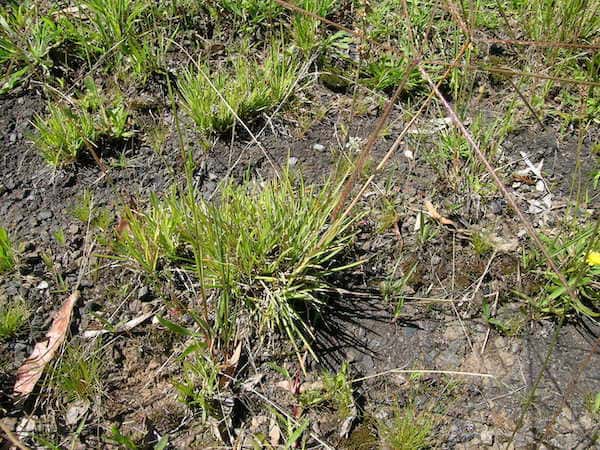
34;79;133;166
115;170;359;351
178;41;301;135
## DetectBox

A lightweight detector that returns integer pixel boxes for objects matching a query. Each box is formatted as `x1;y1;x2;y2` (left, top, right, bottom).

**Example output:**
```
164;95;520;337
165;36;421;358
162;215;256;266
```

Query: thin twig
352;368;495;383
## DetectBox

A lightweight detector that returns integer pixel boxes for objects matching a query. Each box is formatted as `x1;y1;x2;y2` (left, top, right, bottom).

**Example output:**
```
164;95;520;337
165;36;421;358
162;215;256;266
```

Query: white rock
535;180;545;192
65;401;90;426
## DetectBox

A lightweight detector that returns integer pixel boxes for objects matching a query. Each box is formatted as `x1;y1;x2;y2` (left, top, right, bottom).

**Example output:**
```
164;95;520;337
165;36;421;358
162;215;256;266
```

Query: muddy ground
0;75;599;449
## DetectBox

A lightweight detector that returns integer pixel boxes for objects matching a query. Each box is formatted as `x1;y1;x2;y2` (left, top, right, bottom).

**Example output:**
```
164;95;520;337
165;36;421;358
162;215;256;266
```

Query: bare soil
1;74;598;449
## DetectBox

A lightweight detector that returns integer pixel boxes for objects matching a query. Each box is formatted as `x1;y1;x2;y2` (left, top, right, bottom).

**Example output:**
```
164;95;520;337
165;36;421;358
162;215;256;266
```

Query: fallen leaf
519;152;543;178
339;403;357;439
13;291;80;398
512;174;535;185
424;200;456;227
115;216;130;237
275;379;294;392
219;342;242;388
298;380;324;393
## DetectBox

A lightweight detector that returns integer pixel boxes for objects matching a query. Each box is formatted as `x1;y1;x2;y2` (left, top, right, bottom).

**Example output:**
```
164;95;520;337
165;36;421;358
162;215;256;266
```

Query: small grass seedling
300;361;354;418
52;228;67;246
0;297;30;340
378;405;433;450
71;189;112;230
53;342;104;403
0;226;15;273
380;262;417;319
110;425;169;450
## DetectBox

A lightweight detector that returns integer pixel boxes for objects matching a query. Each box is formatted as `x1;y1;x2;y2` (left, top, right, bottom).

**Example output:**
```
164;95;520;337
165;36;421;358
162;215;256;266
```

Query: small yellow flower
587;251;600;266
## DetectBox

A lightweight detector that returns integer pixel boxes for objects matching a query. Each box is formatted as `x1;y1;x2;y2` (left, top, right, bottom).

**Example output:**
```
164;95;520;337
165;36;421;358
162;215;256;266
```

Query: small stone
312;143;325;151
480;430;494;446
535;180;545;192
79;278;93;288
37;210;52;221
65;401;90;426
129;299;142;313
36;281;49;290
489;199;504;215
288;156;298;167
137;286;151;301
14;342;28;360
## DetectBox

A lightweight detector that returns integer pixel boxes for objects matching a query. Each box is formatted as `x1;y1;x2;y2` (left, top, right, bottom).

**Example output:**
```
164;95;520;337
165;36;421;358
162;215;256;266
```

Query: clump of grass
219;0;282;28
116;170;359;352
0;226;15;273
34;80;133;166
178;41;300;135
291;0;338;53
378;406;433;450
0;298;30;340
514;0;599;46
82;0;148;55
71;189;112;230
300;361;354;417
521;223;599;319
34;105;96;166
0;1;63;92
53;342;104;402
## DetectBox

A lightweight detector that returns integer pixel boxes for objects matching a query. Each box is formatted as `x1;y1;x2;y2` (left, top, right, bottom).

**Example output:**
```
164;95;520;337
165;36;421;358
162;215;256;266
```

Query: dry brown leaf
275;379;294;392
219;342;242;388
115;216;130;237
269;422;281;447
13;291;80;398
298;380;324;393
424;200;456;226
